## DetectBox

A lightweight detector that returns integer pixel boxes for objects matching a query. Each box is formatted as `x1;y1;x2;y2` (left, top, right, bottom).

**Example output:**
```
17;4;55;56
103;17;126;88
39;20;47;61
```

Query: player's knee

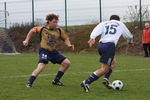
112;59;117;69
102;64;110;73
32;64;46;76
65;60;71;67
37;63;46;72
62;59;71;67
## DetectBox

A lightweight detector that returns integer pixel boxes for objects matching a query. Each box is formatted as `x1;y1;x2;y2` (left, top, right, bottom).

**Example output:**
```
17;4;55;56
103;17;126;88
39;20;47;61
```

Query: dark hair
110;15;120;21
46;14;59;23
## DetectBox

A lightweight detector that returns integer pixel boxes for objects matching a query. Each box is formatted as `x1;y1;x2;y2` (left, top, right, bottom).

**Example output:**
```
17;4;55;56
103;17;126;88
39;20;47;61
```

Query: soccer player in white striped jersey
81;15;133;92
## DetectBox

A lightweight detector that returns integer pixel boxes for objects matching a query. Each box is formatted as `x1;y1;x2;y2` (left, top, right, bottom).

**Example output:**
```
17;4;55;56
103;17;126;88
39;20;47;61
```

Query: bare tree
123;5;150;27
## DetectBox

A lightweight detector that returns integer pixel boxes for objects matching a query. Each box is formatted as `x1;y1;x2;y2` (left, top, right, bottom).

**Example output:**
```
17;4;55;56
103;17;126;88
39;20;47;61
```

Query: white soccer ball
111;80;124;90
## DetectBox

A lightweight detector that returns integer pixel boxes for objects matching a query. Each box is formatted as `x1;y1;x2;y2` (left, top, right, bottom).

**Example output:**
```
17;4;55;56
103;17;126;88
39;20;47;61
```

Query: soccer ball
111;80;124;90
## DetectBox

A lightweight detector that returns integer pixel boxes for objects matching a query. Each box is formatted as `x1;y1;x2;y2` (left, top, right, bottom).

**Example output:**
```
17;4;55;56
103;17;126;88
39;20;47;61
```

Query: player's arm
64;38;74;51
122;23;133;44
88;38;95;48
60;29;74;51
23;26;42;46
88;23;104;47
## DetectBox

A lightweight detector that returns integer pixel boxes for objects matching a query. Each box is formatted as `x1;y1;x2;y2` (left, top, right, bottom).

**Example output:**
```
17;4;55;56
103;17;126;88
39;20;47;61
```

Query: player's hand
88;38;95;47
68;44;74;51
23;40;29;46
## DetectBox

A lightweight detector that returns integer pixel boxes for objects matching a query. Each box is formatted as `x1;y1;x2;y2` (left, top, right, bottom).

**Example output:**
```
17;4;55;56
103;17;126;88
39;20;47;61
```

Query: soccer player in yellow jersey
23;14;74;88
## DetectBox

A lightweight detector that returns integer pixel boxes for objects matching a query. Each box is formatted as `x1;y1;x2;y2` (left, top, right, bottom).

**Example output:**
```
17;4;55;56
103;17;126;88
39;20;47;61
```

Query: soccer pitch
0;53;150;100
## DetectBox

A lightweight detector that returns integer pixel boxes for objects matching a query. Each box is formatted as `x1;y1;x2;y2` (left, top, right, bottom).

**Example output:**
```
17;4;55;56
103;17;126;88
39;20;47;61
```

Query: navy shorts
38;48;66;64
98;42;115;66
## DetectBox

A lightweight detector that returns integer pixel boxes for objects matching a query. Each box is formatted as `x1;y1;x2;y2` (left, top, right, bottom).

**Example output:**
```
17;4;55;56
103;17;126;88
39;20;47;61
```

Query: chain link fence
0;0;149;29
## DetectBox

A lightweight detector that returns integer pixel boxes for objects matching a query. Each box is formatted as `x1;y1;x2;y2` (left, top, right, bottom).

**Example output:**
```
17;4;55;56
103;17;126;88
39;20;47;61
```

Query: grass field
0;53;150;100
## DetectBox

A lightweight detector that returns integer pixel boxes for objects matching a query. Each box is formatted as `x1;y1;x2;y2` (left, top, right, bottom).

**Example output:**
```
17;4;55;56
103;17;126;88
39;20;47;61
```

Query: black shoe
26;83;32;88
80;80;90;92
52;80;64;86
102;78;112;89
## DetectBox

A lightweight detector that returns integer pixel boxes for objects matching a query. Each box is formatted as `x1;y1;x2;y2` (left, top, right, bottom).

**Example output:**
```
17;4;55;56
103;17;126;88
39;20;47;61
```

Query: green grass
0;53;150;100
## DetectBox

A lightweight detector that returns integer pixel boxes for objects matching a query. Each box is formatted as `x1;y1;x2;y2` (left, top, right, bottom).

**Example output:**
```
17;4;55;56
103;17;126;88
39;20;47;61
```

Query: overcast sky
0;0;148;4
0;0;149;27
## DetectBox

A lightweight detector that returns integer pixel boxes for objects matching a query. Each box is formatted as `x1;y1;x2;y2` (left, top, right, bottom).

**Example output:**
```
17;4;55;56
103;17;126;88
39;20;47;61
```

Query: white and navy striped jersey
90;20;133;45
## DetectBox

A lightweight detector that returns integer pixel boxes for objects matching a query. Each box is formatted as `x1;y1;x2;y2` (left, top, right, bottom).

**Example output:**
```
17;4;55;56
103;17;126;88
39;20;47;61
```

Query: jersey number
105;24;118;35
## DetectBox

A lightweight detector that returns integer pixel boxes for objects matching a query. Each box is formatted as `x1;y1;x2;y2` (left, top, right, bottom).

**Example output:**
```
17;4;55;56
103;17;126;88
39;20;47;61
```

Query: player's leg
81;63;109;92
85;63;110;84
59;58;71;72
52;58;70;86
103;59;116;89
26;63;46;88
26;48;49;88
51;50;70;86
104;59;116;80
81;42;115;92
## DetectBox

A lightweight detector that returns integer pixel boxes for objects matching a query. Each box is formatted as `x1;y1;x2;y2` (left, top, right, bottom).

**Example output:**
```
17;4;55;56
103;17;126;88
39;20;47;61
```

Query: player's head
46;14;59;28
145;22;149;28
110;15;120;21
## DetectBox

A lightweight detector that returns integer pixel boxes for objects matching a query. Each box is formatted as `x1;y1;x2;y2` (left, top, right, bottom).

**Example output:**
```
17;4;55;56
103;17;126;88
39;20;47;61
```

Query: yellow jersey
36;27;69;51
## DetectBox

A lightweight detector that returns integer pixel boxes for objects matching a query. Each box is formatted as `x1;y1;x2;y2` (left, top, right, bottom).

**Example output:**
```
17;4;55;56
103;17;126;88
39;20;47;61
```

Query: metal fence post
4;2;7;31
32;0;35;27
99;0;102;22
65;0;68;32
139;0;142;29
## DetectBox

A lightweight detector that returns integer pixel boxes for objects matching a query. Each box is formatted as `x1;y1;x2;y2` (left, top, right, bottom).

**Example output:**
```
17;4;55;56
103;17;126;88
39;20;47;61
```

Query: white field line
2;68;150;79
0;53;21;55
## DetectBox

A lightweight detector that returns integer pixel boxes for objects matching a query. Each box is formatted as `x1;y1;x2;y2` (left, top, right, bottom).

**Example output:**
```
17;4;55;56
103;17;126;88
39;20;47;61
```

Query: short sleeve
33;26;43;33
59;28;69;41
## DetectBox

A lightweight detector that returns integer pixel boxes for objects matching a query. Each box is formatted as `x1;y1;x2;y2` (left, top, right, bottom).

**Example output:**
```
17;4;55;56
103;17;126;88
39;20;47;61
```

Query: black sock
85;73;99;84
54;71;64;82
104;68;112;80
27;76;36;85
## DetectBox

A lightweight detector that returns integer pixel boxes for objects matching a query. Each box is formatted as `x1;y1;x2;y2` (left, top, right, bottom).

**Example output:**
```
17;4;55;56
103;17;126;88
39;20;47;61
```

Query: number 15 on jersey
105;24;118;35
